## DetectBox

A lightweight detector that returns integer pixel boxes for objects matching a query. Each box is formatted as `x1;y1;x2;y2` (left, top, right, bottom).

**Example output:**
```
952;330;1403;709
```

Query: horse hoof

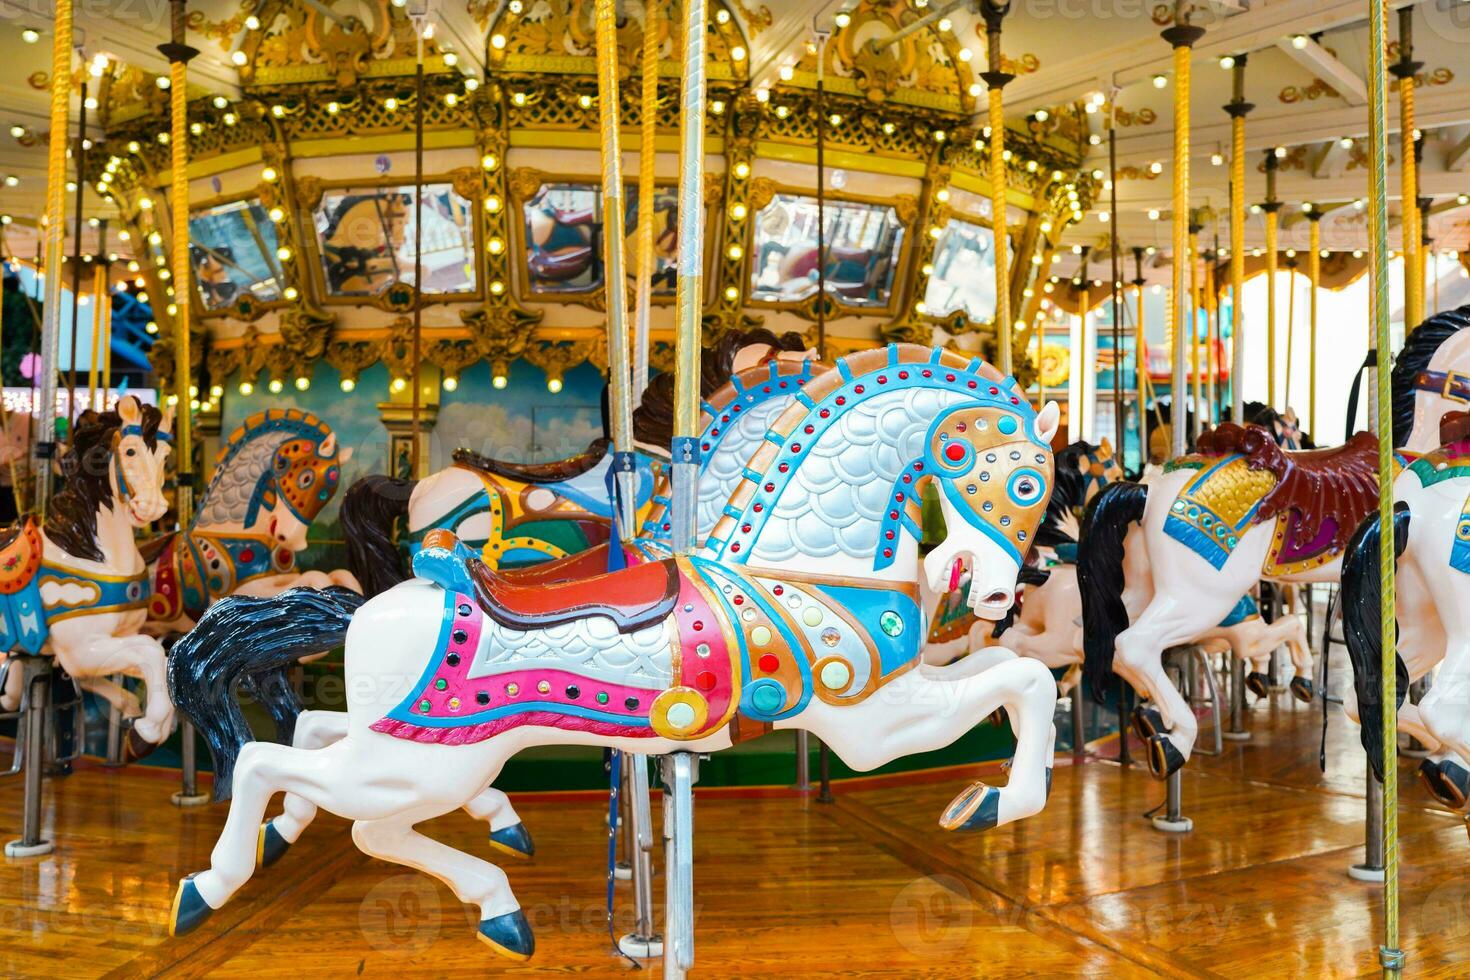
1146;735;1186;781
938;781;1000;832
477;908;535;961
169;876;213;937
1132;703;1165;741
488;822;535;859
1289;677;1314;703
1422;760;1470;810
121;728;159;765
1045;768;1053;800
257;820;290;868
1245;672;1270;698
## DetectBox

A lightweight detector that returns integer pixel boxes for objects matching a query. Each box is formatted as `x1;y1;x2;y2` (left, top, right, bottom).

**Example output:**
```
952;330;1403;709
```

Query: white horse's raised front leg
799;655;1057;831
52;633;173;744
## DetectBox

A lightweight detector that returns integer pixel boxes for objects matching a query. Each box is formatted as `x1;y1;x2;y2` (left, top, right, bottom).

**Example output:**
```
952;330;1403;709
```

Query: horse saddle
452;437;610;485
0;518;43;596
414;529;677;634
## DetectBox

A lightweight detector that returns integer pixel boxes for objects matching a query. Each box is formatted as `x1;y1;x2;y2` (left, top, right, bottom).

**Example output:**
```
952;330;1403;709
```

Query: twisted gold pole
34;0;73;517
1392;8;1421;333
1163;18;1202;457
1227;58;1250;423
1188;222;1202;440
981;5;1014;378
161;0;197;528
632;0;659;400
1263;152;1280;410
1368;0;1402;970
1132;247;1147;463
1308;213;1320;437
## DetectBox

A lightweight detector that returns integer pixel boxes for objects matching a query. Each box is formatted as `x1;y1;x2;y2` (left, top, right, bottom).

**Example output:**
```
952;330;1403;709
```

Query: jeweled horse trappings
167;345;1063;959
1081;303;1470;780
341;328;812;594
0;396;174;759
146;408;357;635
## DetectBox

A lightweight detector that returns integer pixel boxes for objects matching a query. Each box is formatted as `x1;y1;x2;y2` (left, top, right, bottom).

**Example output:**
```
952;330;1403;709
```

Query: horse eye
125;448;136;457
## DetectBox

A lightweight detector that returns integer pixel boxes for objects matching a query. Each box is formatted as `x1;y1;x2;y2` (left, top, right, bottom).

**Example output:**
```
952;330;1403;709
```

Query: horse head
265;426;349;551
110;395;172;527
922;393;1060;621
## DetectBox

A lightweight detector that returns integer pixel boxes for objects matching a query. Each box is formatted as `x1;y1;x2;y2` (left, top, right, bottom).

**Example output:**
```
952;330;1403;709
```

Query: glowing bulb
1210;152;1223;166
1291;34;1309;49
546;377;563;393
730;203;747;220
1152;74;1167;89
268;207;285;222
443;375;459;392
294;376;310;391
731;46;746;61
1339;136;1354;148
492;373;508;390
491;34;506;50
340;378;356;392
443;52;458;67
384;97;398;111
20;29;39;43
245;14;260;29
284;286;299;300
484;195;502;212
1034;109;1049;122
239;381;254;395
391;377;407;393
268;379;284;394
210;385;224;398
481;153;499;171
1219;55;1235;69
834;11;851;27
261;166;278;182
779;65;794;81
231;50;248;66
734;162;750;179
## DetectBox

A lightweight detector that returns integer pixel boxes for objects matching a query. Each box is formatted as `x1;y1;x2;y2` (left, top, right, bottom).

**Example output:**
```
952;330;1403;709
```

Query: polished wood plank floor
2;658;1467;978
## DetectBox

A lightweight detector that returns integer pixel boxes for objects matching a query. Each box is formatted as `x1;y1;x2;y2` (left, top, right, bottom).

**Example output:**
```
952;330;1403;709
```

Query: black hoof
1245;672;1270;698
122;728;160;765
478;908;535;961
1422;759;1470;810
488;822;535;859
169;876;213;937
1146;735;1186;780
1132;703;1166;741
938;782;1001;832
257;820;290;868
1289;677;1314;703
1045;768;1053;800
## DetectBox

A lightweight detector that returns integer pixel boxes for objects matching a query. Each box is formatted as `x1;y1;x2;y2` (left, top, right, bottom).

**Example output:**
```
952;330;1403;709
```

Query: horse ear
1100;436;1113;455
159;401;176;435
319;431;337;456
338;446;353;464
117;395;142;425
1036;401;1060;445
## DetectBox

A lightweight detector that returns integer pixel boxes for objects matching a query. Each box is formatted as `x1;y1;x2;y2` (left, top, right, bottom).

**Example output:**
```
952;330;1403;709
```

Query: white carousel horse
0;396;175;758
1079;305;1470;779
167;345;1063;958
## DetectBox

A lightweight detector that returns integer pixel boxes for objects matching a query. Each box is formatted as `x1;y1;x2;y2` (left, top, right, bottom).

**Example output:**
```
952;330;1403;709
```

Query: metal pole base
1347;863;1386;883
617;933;664;958
4;838;53;858
173;719;209;806
171;790;211;807
1399;746;1432;760
1222;730;1252;742
1151;814;1194;833
613;863;633;881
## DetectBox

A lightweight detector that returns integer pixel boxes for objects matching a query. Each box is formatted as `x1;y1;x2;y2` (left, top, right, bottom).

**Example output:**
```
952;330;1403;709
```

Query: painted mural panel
433;360;605;470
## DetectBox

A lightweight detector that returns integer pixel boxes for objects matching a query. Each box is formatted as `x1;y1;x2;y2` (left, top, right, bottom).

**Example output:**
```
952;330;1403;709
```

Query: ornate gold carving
1113;107;1157;127
1280;79;1339;103
794;0;974;109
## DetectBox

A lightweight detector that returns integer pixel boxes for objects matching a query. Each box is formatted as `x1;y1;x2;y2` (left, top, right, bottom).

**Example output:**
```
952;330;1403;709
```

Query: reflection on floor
1;649;1467;978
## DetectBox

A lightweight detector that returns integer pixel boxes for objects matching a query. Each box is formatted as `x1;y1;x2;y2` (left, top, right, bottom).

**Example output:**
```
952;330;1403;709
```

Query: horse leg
352;812;534;960
801;656;1057;831
76;675;142;720
53;634;173;744
464;787;534;859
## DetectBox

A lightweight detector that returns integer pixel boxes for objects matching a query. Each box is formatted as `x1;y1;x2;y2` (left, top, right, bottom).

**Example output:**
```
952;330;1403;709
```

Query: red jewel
885;530;895;540
791;444;801;453
702;442;711;451
693;620;704;630
889;510;899;519
758;654;780;672
804;424;815;434
779;381;788;388
968;381;978;388
696;671;717;691
753;503;764;512
779;463;789;473
733;405;742;412
902;474;912;483
664;523;672;531
854;385;864;394
883;548;893;558
945;442;967;462
956;422;967;432
895;492;905;502
922;370;932;378
989;386;999;395
763;386;771;393
1010;397;1020;405
819;408;830;418
877;375;888;384
913;462;924;472
742;524;752;533
773;585;783;595
946;374;955;382
898;371;909;380
734;595;744;605
765;483;776;492
731;543;741;553
239;548;255;562
722;415;730;423
711;428;720;436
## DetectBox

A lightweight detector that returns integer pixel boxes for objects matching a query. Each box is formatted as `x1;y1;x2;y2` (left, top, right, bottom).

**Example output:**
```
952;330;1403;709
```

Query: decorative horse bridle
113;423;172;508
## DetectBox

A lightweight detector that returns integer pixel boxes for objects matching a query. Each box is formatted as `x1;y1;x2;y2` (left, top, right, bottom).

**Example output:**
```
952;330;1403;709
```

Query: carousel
0;0;1465;975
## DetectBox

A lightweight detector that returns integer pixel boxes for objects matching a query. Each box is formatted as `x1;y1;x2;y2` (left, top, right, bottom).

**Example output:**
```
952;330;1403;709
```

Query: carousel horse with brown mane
1081;304;1470;779
167;345;1063;960
0;396;175;760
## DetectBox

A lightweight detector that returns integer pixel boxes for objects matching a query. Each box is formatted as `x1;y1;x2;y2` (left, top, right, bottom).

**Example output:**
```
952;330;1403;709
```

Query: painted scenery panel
749;194;905;307
313;184;476;297
923;219;998;322
521;182;679;296
189;200;284;311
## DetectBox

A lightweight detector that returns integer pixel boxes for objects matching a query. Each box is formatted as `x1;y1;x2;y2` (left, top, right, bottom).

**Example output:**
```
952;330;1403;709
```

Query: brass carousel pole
980;0;1013;378
631;0;660;400
162;0;209;810
65;80;87;434
88;221;108;408
409;18;425;477
1368;0;1403;969
1132;246;1147;465
663;0;707;975
1188;217;1202;441
32;0;75;519
1205;244;1218;425
1390;7;1420;333
1283;251;1297;413
1108;97;1124;453
1225;57;1250;424
594;0;636;540
1263;150;1280;408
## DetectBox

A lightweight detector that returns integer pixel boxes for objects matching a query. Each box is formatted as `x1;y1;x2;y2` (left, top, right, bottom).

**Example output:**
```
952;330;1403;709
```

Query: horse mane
1036;441;1094;548
196;409;331;529
46;404;164;562
628;327;810;449
1390;304;1470;448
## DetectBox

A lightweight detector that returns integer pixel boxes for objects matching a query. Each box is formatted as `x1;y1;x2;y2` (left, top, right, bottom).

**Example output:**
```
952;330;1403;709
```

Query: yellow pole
1163;16;1203;457
1263;152;1280;409
87;261;105;408
1226;58;1251;424
34;0;73;517
631;0;658;399
1392;7;1421;332
1307;214;1321;437
981;4;1014;378
594;0;636;541
161;0;196;528
1368;0;1402;971
1189;222;1202;440
670;0;706;554
1133;247;1147;463
1205;248;1218;426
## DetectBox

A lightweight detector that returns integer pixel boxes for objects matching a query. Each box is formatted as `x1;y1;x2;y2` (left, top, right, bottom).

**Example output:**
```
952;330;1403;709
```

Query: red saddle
452;437;610;484
467;555;679;634
1199;422;1379;553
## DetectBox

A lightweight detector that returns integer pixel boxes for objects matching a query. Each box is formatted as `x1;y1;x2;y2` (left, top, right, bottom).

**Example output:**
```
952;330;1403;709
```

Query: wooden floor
3;667;1468;978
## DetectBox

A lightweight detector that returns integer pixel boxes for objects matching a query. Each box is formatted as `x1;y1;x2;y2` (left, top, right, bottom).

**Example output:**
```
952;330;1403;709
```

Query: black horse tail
167;587;367;802
1342;504;1411;782
1078;481;1149;705
342;474;416;596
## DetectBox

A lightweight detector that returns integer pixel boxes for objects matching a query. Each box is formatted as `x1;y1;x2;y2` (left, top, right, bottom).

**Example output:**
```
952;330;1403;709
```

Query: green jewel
879;610;903;637
434;678;448;690
597;691;609;705
418;699;431;712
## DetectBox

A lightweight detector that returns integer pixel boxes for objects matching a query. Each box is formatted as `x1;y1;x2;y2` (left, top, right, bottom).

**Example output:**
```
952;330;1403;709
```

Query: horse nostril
983;590;1010;605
